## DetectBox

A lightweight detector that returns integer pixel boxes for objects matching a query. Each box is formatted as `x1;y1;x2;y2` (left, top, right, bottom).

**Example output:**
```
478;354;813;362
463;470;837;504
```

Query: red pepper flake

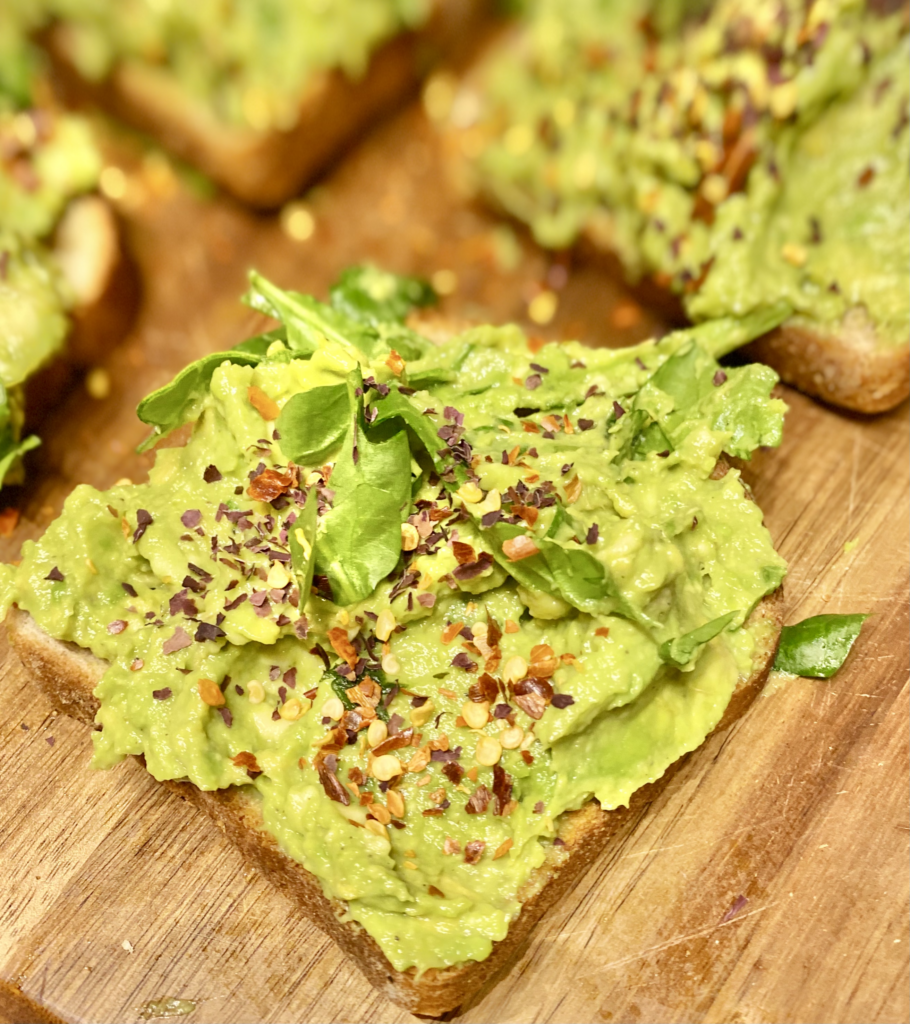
468;673;498;704
248;467;296;502
595;627;610;638
152;687;172;700
465;785;493;814
327;626;358;668
502;535;540;561
577;418;594;431
217;707;233;727
423;808;445;817
0;507;19;536
551;693;575;709
857;165;875;188
131;659;144;671
512;505;538;528
45;566;65;582
529;643;558;678
492;764;513;816
713;370;727;386
232;750;262;777
521;750;534;765
107;620;128;635
521;421;540;434
428;885;446;897
247;385;280;420
452;540;476;565
162;627;192;655
511;677;553;720
533;801;545;814
441;621;464;645
203;465;222;483
464;840;486;865
181;509;202;528
316;753;350;806
492;838;513;860
612;401;626;419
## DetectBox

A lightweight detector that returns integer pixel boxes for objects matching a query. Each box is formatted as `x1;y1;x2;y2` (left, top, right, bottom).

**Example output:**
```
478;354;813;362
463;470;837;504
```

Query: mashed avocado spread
465;0;909;345
0;269;788;972
0;21;103;485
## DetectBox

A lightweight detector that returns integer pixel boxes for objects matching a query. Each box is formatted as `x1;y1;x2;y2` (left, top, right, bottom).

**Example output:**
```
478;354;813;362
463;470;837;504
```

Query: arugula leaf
488;523;622;616
650;342;784;459
288;487;318;605
277;383;350;464
659;610;740;668
246;271;376;357
369;387;445;471
773;614;868;678
136;349;262;452
315;371;412;605
0;433;40;488
233;327;287;359
329;265;436;326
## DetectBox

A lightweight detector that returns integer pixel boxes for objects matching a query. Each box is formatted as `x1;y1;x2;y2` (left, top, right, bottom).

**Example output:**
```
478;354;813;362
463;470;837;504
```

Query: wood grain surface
0;92;907;1024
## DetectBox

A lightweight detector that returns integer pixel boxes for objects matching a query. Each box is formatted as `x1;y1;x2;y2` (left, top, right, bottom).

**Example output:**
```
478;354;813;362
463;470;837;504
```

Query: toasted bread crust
744;310;910;414
45;0;488;209
7;585;782;1016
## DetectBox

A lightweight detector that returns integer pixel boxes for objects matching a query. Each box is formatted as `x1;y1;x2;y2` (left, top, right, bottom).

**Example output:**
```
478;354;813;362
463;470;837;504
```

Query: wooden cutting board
0;96;907;1024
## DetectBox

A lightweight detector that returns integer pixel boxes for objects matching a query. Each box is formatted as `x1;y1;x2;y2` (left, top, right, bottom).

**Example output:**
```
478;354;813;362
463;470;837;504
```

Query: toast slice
43;0;489;209
7;584;782;1016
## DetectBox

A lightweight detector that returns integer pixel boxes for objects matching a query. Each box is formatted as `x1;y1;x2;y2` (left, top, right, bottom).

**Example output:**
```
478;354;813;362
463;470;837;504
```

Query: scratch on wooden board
619;816;789;860
595;903;780;972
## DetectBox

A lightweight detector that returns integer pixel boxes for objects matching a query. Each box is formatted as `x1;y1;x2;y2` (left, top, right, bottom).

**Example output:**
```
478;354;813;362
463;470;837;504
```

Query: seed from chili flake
130;659;144;671
198;678;225;707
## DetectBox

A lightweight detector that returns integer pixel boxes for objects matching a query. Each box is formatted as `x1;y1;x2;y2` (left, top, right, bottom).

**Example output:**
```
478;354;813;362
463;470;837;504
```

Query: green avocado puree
467;0;909;345
0;269;787;972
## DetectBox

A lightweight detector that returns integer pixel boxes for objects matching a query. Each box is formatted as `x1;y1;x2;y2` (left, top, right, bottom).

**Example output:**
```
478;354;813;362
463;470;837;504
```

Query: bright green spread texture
467;0;910;345
13;0;432;131
0;269;788;972
0;24;103;485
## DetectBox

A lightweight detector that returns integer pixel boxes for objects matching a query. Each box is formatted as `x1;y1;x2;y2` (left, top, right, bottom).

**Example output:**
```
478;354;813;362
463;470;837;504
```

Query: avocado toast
1;268;787;1014
0;18;131;488
26;0;489;207
448;0;910;412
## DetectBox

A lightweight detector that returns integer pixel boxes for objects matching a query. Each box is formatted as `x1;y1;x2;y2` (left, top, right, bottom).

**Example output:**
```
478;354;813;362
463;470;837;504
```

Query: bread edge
7;582;782;1017
44;0;490;208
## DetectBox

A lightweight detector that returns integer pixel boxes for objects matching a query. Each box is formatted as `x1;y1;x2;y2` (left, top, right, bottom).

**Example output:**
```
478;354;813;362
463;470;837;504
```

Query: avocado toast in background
445;0;910;412
0;20;132;489
2;268;789;1014
19;0;490;207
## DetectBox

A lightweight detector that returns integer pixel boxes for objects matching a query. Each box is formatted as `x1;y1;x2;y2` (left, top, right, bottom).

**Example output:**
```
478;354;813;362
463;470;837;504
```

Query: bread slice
6;581;782;1016
43;0;489;209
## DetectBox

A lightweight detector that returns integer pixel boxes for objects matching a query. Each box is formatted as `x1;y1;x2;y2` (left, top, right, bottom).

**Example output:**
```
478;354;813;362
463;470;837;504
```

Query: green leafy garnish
773;614;868;678
136;349;262;451
315;371;412;606
659;611;740;668
329;265;436;327
277;383;350;464
288;488;318;606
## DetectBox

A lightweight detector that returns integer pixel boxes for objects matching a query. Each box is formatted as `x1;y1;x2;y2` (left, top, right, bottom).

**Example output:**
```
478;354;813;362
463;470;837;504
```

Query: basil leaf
277;383;350;464
329;265;436;326
136;350;262;452
288;487;318;604
316;371;412;605
773;614;868;678
659;610;740;668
